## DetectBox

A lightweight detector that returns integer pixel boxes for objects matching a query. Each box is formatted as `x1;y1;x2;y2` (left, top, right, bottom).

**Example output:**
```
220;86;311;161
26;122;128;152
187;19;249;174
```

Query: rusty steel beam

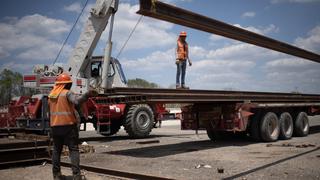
99;87;320;104
138;0;320;63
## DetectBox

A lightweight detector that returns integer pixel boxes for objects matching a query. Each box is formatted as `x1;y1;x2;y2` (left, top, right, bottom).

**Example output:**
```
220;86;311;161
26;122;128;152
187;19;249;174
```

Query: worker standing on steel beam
176;31;192;89
48;73;95;180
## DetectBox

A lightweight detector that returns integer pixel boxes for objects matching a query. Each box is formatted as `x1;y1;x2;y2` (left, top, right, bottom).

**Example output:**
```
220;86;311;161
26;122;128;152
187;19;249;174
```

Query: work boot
181;84;189;89
176;84;181;89
73;174;85;180
53;172;64;180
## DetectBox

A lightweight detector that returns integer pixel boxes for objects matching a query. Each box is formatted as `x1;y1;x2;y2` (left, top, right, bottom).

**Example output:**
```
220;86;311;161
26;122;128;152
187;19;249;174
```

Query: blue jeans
176;60;187;85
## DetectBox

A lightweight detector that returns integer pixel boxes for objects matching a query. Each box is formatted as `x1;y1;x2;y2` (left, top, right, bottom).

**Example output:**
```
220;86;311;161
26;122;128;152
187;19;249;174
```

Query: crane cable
52;0;89;65
96;15;144;88
115;15;144;59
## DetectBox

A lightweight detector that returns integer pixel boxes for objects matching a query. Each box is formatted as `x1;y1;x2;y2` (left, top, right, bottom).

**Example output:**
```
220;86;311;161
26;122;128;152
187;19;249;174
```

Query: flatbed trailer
89;87;320;142
3;0;320;143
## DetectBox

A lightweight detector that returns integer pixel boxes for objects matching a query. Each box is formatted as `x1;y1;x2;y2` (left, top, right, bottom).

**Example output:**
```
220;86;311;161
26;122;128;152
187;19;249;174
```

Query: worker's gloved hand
188;59;192;66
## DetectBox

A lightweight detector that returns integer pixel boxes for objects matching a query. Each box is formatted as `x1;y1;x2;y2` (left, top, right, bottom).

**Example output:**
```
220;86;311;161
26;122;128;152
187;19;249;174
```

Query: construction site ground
1;116;320;180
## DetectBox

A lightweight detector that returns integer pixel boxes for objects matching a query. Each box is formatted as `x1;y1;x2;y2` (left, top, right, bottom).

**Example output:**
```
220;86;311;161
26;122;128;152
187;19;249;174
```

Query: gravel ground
1;116;320;180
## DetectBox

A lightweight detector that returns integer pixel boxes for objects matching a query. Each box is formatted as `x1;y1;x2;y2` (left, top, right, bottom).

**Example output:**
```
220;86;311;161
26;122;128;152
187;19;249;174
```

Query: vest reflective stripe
176;40;188;60
51;112;73;115
49;89;77;127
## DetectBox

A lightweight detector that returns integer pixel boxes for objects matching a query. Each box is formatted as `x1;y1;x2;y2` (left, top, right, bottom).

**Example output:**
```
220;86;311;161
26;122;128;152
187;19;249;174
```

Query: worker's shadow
106;134;252;158
309;125;320;134
79;132;207;143
62;176;73;180
105;125;320;158
61;175;86;180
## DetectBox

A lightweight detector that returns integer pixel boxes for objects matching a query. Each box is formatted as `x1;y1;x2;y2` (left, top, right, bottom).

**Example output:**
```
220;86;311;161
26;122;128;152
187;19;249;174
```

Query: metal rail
138;0;320;63
98;87;320;104
47;160;174;180
0;138;50;166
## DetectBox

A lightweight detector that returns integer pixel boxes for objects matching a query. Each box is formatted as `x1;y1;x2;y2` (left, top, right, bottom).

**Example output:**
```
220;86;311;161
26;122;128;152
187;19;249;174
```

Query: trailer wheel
99;120;122;136
260;112;280;142
109;120;122;135
294;112;309;137
124;104;154;138
279;112;293;140
249;112;261;141
206;127;223;141
206;128;215;141
206;129;228;141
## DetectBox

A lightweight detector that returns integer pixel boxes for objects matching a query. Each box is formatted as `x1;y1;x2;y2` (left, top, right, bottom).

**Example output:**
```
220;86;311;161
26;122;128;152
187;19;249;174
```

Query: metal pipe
101;13;115;89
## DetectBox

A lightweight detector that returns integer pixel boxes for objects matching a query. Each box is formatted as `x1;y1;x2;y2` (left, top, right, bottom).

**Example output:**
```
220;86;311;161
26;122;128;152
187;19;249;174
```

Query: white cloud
75;3;176;53
207;43;282;61
111;3;176;51
209;34;225;42
265;57;313;68
121;48;177;87
190;72;252;90
64;2;82;13
271;0;320;3
233;24;279;35
123;48;176;71
294;25;320;53
0;47;9;58
17;43;72;61
189;46;207;59
0;14;70;49
0;62;34;74
263;57;320;93
209;24;279;44
242;11;256;18
0;14;72;69
15;14;70;37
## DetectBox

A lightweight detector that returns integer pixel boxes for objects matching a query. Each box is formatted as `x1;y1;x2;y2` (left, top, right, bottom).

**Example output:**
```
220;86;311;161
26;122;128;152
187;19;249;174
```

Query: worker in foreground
49;73;95;180
176;31;192;89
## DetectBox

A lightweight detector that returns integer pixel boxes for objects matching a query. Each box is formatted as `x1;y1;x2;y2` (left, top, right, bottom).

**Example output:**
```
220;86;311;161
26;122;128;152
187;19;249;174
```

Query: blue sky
0;0;320;93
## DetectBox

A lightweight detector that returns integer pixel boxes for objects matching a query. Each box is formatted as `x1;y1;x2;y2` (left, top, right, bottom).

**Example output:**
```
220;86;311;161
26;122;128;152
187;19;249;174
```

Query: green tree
127;78;159;88
0;69;36;105
0;69;22;105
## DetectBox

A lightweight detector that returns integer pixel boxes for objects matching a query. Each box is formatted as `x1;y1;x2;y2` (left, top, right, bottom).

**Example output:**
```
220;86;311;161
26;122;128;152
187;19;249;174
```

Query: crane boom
138;0;320;63
67;0;119;77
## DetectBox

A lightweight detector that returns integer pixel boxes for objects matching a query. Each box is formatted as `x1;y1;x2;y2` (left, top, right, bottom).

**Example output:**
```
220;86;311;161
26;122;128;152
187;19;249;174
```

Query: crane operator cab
24;56;127;95
72;56;127;94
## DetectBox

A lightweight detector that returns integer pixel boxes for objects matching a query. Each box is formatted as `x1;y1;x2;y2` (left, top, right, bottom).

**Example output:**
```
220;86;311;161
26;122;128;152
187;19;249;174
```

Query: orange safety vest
176;39;188;60
49;89;77;127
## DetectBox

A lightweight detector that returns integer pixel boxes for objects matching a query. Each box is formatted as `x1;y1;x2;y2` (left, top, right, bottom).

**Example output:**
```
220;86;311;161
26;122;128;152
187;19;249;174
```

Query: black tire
100;120;122;136
124;104;154;138
206;126;235;141
279;112;293;140
206;127;215;141
109;120;122;135
249;113;261;141
294;112;309;137
260;112;280;142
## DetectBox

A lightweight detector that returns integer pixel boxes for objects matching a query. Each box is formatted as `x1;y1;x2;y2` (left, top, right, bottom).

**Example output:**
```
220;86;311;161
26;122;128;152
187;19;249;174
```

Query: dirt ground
1;116;320;180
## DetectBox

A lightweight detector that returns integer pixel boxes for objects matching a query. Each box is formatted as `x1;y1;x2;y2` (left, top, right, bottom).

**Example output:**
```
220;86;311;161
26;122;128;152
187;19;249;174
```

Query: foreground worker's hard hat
56;73;72;84
179;31;187;37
